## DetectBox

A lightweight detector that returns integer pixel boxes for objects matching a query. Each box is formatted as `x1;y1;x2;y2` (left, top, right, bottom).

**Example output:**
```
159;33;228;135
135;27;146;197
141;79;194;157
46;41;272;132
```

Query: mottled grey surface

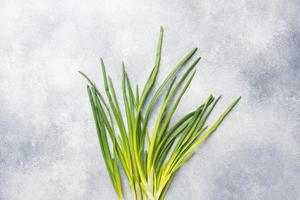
0;0;299;200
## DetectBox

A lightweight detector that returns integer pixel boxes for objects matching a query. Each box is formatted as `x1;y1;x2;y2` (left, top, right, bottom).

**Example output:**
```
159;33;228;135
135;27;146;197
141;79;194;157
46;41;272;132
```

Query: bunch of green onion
79;27;240;200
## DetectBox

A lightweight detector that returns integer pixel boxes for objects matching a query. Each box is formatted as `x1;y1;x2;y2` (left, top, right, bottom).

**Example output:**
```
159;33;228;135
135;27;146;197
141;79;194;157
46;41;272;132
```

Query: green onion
79;27;240;200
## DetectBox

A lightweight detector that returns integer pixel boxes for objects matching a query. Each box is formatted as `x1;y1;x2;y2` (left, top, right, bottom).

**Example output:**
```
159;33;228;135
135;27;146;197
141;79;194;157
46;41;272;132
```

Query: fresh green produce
79;27;240;200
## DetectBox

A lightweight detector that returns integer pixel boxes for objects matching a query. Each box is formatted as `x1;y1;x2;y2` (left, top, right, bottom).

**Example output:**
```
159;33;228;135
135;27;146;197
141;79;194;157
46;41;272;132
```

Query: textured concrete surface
0;0;299;199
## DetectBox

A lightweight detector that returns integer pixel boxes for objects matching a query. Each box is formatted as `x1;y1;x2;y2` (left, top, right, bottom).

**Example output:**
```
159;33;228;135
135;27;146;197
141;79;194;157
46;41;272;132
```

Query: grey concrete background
0;0;299;199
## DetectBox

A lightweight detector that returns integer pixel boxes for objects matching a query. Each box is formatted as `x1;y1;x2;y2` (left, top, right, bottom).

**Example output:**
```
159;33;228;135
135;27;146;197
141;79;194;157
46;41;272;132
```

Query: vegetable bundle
80;27;240;200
